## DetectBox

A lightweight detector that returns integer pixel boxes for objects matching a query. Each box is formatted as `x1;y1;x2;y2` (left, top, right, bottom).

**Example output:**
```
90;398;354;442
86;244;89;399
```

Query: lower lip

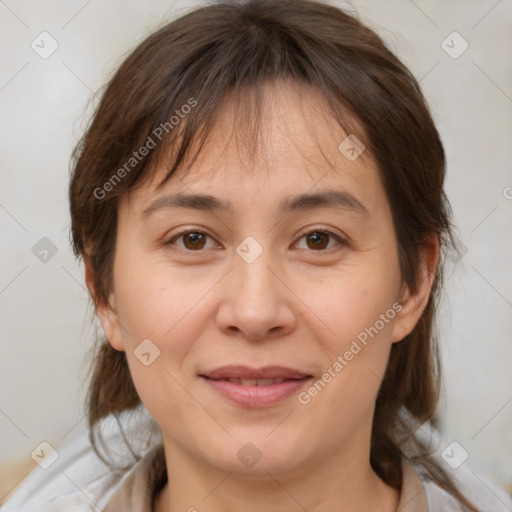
202;377;312;408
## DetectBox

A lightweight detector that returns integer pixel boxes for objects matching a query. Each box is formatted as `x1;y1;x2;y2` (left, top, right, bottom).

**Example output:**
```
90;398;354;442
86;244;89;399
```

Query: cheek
296;292;398;437
293;264;399;406
294;265;399;345
113;254;202;342
112;258;221;392
115;273;210;426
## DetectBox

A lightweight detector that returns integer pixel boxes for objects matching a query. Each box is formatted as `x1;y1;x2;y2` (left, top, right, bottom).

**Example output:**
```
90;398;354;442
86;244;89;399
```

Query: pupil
309;232;327;249
183;232;328;250
186;233;204;249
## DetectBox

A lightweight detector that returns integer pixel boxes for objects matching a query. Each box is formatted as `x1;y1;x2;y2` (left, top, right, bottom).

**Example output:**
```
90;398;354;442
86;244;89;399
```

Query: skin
86;80;438;512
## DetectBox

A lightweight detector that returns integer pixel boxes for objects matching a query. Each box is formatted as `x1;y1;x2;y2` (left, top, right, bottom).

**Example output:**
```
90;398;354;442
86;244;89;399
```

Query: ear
84;253;125;352
391;233;440;343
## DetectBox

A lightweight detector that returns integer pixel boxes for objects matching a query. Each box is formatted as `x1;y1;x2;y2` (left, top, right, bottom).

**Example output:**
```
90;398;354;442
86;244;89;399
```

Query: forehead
124;80;382;215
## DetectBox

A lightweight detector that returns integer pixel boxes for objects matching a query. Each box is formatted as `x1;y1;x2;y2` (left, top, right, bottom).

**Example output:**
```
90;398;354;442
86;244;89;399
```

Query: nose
215;244;296;341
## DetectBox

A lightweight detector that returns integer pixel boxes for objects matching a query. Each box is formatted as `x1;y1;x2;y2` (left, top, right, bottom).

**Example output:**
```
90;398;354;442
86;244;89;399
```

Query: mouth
204;377;295;386
199;365;313;407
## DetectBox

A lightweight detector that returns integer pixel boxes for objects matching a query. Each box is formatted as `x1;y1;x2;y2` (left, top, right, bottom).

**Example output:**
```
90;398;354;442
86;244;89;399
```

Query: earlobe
83;254;125;352
391;284;421;343
391;235;440;343
95;293;125;352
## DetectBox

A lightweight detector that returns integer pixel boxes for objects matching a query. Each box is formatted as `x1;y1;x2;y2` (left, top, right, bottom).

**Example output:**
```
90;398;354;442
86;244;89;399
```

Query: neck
154;438;400;512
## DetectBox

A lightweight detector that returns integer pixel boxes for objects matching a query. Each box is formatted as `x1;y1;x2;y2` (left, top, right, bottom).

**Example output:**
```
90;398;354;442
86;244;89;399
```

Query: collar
104;445;429;511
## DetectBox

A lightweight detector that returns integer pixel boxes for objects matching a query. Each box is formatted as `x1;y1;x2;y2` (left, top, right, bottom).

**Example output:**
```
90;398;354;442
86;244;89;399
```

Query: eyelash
164;228;346;254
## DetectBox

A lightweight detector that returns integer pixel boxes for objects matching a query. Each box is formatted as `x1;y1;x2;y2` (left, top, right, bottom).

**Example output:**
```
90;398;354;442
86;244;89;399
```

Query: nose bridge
216;235;295;339
233;235;278;305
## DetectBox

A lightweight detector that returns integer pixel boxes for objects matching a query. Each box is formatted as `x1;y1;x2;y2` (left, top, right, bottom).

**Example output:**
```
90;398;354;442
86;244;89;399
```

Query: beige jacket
2;411;511;511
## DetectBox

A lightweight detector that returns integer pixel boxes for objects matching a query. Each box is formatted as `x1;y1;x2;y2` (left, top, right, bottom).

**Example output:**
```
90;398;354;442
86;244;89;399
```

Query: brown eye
166;230;215;251
182;232;207;250
306;232;329;250
294;229;344;252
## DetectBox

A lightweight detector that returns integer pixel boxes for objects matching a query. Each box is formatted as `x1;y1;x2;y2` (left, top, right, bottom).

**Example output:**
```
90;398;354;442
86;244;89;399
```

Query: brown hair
69;0;477;509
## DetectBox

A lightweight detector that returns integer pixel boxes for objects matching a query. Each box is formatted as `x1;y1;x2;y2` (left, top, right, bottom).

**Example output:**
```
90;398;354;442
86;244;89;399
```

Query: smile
201;375;312;407
213;377;287;385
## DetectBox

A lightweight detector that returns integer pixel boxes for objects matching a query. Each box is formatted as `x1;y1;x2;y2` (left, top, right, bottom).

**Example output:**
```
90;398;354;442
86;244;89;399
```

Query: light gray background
1;0;511;491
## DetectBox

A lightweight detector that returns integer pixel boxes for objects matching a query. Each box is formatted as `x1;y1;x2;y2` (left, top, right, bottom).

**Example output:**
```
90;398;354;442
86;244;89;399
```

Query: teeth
224;377;287;386
254;378;277;386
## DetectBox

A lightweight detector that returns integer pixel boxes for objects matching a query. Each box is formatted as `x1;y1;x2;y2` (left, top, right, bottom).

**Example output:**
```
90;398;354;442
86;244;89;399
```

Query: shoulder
0;430;122;511
0;407;162;512
407;457;512;512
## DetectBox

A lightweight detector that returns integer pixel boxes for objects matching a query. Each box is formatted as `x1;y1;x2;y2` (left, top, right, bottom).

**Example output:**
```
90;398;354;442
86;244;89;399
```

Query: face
92;80;435;477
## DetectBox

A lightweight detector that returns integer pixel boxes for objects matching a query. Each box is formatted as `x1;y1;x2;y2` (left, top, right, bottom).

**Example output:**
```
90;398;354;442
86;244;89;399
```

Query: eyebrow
140;189;369;221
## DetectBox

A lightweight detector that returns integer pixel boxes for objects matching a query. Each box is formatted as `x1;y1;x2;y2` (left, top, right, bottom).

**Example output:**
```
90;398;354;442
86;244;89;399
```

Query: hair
69;0;477;509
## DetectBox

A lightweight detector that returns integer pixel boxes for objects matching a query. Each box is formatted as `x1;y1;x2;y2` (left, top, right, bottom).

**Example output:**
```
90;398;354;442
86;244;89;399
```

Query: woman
3;0;511;510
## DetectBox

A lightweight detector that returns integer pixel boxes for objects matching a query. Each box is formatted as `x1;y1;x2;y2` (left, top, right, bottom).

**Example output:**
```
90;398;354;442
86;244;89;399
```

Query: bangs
85;0;373;203
147;80;367;194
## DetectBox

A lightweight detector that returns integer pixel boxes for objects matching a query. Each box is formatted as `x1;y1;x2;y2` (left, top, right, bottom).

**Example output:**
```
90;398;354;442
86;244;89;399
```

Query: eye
294;229;345;251
165;230;218;251
165;228;345;253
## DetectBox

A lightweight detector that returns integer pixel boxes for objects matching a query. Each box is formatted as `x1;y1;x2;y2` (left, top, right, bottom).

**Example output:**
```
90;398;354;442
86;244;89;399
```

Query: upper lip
200;365;311;380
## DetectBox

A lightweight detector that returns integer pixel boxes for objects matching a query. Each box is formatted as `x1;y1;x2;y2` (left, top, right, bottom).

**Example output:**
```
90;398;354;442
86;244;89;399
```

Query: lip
199;365;313;408
200;365;310;380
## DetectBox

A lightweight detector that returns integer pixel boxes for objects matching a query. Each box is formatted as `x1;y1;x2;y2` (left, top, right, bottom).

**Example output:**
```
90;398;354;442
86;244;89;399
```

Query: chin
205;433;311;475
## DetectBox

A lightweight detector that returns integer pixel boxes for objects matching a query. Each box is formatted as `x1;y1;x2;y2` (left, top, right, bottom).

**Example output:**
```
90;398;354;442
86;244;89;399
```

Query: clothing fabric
2;409;511;511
